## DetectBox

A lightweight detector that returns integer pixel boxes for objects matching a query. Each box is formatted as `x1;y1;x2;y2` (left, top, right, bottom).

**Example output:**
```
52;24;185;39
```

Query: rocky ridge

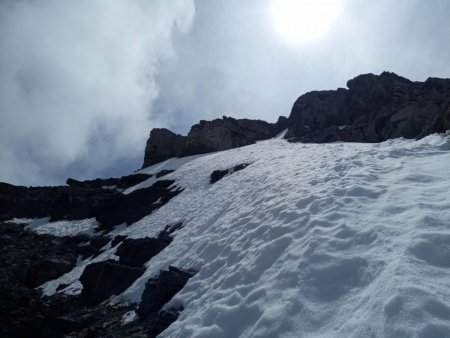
142;72;450;168
142;115;288;167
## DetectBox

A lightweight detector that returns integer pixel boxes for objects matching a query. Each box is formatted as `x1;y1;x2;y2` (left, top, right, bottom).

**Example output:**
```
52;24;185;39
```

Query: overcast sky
1;0;449;186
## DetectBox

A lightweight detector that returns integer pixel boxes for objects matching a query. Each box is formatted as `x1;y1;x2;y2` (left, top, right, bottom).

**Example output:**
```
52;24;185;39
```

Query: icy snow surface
66;134;450;336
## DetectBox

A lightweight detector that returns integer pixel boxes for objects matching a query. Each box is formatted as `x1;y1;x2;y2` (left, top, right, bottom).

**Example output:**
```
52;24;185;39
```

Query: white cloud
0;0;195;185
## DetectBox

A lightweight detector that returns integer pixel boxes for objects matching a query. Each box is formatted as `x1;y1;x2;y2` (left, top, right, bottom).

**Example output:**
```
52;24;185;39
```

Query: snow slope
50;134;450;337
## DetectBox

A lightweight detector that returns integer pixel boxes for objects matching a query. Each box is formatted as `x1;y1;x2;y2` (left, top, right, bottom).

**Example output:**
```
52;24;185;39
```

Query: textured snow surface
15;217;100;237
56;134;450;336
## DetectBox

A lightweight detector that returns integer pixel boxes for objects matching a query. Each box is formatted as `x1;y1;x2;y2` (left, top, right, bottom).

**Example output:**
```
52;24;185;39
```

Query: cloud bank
1;0;450;186
0;0;194;185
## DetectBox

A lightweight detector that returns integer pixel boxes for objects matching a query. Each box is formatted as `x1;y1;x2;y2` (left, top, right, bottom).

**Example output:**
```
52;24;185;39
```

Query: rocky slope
142;72;450;168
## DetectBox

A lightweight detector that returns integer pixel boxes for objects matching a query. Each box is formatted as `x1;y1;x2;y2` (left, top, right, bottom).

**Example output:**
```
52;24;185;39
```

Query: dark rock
0;223;184;338
183;116;285;156
137;266;195;318
56;283;70;291
142;116;287;168
0;181;117;222
66;173;152;191
111;235;127;247
210;163;250;184
286;72;450;142
143;128;186;168
0;177;182;230
80;260;145;306
148;308;183;336
116;237;172;267
75;236;111;259
155;169;175;178
95;180;183;229
14;257;74;288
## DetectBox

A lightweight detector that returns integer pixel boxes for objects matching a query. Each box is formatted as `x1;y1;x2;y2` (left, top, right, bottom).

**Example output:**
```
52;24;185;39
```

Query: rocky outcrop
116;237;172;267
183;116;288;156
210;163;250;184
95;180;183;229
137;266;196;318
0;179;182;230
285;72;450;142
142;116;288;168
80;260;146;306
142;128;186;168
66;173;152;191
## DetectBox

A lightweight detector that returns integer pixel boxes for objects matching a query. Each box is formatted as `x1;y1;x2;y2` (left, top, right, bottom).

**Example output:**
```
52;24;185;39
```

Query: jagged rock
116;237;172;267
286;72;450;142
210;163;250;184
66;173;152;191
95;180;183;229
183;116;287;156
80;260;145;306
143;129;186;168
155;169;175;178
137;266;195;318
142;116;288;168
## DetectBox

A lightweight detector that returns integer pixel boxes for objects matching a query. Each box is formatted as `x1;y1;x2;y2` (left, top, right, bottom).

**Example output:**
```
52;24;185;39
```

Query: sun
271;0;341;44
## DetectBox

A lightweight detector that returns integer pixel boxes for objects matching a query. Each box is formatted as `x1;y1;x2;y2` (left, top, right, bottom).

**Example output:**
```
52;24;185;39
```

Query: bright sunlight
271;0;341;44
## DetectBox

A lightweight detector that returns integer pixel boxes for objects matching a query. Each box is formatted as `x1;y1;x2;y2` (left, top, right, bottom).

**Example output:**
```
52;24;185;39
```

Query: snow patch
25;218;99;237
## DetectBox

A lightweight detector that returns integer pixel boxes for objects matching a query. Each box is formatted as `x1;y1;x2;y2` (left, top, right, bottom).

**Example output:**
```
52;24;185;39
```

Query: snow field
113;134;450;337
26;133;450;337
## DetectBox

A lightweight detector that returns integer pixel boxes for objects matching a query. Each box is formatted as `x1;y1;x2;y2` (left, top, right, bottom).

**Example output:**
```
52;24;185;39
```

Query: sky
1;0;449;186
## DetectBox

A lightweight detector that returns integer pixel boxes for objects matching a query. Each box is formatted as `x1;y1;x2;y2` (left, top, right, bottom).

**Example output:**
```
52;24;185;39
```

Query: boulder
137;266;195;317
80;260;145;306
116;237;172;267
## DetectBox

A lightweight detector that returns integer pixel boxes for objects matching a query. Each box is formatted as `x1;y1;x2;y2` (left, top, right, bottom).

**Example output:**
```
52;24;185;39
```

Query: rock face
142;116;288;168
285;72;450;142
183;116;288;156
142;128;187;168
80;260;146;306
137;266;195;318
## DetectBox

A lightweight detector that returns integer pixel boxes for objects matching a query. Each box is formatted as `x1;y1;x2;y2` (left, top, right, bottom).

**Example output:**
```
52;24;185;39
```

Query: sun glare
271;0;341;44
